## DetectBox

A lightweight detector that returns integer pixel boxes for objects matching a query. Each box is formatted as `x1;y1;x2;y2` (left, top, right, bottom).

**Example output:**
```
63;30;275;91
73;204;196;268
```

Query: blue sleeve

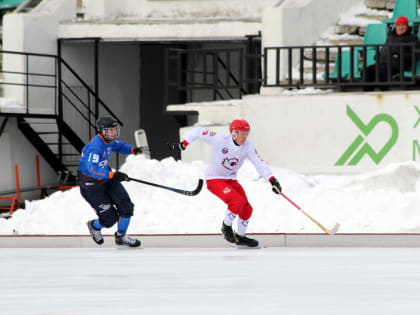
79;145;112;179
111;140;134;155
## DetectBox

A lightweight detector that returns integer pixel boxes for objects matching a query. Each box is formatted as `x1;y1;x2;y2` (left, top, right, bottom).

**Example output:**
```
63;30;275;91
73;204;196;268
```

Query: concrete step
291;0;393;84
356;13;389;21
335;25;360;35
365;0;395;10
302;66;335;74
328;39;364;45
335;22;386;37
304;50;338;63
167;100;241;126
329;0;392;42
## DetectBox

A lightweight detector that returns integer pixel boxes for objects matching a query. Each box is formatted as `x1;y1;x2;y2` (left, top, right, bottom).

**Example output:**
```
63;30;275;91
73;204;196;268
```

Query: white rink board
177;91;420;174
2;234;420;248
242;92;420;174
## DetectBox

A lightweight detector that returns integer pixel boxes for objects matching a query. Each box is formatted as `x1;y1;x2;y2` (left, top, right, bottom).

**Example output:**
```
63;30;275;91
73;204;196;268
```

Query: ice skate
115;232;141;248
221;222;235;243
234;233;260;249
87;220;104;245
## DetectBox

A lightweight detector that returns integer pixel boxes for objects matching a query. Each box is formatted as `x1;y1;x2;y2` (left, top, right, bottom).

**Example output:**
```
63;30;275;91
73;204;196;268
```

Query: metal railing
263;43;420;89
165;46;261;105
58;56;121;143
0;50;121;170
0;50;120;138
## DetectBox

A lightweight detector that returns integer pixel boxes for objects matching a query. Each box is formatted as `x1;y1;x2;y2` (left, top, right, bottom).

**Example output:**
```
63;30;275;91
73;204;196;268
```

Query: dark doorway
140;44;189;160
58;37;261;161
141;37;261;160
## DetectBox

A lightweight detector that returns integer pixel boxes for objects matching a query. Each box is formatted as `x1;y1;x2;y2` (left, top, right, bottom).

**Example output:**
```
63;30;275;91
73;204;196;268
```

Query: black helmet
96;116;120;142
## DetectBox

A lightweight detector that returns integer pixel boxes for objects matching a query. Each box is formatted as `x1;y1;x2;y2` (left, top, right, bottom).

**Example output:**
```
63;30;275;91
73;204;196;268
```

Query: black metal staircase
17;117;84;181
0;50;121;182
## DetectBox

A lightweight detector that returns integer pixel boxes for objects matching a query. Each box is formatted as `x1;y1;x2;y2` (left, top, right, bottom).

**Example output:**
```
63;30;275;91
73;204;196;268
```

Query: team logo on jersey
223;187;231;194
202;130;209;135
222;157;239;170
99;160;108;168
222;147;229;154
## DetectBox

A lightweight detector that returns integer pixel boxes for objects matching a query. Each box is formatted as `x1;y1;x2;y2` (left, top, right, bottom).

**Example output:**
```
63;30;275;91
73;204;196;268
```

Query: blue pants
80;179;134;228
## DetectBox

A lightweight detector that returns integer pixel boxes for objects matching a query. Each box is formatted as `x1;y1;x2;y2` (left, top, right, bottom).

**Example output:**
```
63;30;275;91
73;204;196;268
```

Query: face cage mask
101;125;120;142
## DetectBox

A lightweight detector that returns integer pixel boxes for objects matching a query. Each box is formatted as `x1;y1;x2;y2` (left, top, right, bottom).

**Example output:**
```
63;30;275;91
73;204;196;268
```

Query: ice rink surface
1;247;420;315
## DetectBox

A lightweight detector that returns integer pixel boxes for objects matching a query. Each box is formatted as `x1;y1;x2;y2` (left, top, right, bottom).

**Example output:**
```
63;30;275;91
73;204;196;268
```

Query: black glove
270;177;282;194
133;146;150;155
113;171;129;182
168;142;185;152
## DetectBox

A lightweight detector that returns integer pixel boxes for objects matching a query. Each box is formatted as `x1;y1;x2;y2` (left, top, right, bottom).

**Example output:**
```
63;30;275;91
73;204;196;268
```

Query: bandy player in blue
78;116;148;247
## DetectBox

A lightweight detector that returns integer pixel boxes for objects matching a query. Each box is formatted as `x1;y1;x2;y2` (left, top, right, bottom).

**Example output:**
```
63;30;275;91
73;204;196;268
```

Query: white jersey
183;127;274;181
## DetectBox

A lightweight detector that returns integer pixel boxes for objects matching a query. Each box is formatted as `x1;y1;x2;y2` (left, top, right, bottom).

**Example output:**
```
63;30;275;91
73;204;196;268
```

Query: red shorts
206;179;253;220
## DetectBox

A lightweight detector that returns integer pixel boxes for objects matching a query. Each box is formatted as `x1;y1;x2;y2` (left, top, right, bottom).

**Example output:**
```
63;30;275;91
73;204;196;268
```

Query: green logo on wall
336;105;398;166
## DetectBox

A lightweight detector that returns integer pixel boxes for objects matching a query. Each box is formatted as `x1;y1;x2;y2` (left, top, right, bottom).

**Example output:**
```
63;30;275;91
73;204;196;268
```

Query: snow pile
282;87;334;95
337;1;389;27
2;155;420;235
317;0;389;44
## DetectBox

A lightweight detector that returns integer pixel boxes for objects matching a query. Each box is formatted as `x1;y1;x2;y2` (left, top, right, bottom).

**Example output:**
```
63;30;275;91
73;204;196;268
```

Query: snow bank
2;155;420;235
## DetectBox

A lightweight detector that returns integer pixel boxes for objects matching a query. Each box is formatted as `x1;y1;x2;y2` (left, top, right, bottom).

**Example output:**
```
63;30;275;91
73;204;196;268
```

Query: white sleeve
182;127;221;146
246;142;274;181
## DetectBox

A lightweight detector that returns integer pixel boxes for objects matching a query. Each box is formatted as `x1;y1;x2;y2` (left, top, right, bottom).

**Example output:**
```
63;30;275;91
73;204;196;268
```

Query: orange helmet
229;119;250;133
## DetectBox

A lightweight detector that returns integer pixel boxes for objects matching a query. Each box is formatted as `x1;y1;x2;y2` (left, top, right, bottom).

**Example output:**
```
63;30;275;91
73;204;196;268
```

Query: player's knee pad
98;206;119;228
116;200;134;217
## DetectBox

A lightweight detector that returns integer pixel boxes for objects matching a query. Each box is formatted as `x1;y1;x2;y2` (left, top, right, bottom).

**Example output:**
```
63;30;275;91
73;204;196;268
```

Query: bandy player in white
169;119;282;247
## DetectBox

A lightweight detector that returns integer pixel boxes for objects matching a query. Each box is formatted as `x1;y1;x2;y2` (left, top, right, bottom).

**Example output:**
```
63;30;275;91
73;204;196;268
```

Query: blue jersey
78;134;134;180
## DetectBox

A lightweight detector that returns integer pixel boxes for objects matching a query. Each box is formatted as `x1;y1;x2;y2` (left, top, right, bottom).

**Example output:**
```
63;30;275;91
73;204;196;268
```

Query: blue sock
93;219;103;230
117;217;131;236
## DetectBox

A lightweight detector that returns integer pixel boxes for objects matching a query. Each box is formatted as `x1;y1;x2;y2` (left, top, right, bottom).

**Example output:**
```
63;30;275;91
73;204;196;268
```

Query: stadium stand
381;0;420;28
329;23;388;80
